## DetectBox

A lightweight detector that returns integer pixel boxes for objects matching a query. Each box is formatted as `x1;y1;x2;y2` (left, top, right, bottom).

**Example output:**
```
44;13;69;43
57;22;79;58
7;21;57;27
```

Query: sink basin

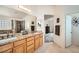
0;37;17;45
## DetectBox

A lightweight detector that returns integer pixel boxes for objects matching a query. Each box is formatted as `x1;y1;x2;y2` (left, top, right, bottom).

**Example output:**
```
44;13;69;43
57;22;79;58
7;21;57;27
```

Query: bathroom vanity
0;32;43;53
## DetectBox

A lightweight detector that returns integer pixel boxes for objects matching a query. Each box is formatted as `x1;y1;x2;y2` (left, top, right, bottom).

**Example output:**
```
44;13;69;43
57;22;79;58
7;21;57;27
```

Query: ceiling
0;5;28;19
1;5;79;20
4;5;55;15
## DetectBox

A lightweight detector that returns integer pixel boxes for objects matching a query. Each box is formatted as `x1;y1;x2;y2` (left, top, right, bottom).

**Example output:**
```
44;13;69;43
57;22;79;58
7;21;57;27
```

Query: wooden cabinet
27;40;34;46
0;43;13;53
26;37;34;53
0;32;43;53
13;39;26;53
40;37;43;46
35;35;40;50
39;34;43;46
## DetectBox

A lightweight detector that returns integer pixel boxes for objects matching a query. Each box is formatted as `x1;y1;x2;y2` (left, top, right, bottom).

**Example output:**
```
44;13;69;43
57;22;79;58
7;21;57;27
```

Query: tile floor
35;42;79;53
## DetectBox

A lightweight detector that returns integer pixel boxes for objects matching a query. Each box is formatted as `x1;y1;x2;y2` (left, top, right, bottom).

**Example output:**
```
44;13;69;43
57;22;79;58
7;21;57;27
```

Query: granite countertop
0;37;17;46
0;32;42;46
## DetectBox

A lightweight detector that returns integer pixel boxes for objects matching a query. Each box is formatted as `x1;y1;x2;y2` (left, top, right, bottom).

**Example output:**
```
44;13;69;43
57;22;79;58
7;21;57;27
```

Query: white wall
54;6;65;48
32;6;55;42
23;15;36;32
30;6;55;34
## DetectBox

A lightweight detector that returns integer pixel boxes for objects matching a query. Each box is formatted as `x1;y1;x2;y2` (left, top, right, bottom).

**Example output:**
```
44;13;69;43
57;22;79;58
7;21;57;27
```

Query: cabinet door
35;38;40;50
0;43;13;53
27;44;34;53
40;37;43;46
13;43;26;53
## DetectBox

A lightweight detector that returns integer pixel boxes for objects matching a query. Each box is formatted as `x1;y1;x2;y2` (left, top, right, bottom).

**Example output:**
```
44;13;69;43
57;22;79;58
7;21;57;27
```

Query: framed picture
55;25;60;36
32;21;34;24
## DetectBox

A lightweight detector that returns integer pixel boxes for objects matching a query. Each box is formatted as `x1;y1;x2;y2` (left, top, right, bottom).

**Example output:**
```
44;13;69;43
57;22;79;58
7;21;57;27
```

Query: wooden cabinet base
0;32;43;53
35;39;40;50
3;49;13;53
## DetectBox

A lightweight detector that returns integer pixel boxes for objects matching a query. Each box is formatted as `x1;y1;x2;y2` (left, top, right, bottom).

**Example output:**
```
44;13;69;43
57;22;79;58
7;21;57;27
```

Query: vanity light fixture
18;5;31;13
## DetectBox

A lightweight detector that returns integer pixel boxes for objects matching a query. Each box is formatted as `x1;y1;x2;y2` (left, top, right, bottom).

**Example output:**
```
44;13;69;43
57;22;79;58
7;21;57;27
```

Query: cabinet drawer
35;35;39;39
40;37;43;46
27;44;34;52
27;37;34;42
14;39;26;46
27;40;34;46
0;43;13;52
13;43;26;53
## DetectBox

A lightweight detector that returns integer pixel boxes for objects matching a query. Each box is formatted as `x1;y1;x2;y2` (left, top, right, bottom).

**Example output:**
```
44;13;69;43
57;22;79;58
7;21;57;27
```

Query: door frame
65;15;72;48
44;14;54;42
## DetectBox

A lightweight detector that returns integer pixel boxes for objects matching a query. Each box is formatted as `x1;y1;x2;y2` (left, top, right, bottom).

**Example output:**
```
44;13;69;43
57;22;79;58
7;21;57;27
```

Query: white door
65;15;72;47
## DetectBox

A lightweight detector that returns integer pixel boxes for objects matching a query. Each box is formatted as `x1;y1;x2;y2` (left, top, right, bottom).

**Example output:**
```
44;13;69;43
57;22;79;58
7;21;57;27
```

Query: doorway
44;15;54;42
65;15;72;47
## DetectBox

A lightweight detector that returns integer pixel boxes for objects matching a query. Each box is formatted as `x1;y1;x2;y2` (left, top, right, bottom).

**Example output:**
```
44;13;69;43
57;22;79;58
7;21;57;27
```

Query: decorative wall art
55;25;60;36
38;22;41;27
72;16;79;26
32;21;34;24
57;18;60;23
